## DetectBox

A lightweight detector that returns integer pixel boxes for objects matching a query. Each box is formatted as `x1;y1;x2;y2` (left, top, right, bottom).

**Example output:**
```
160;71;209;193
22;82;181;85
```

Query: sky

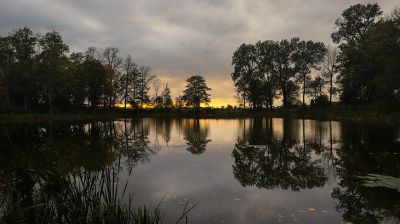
0;0;398;107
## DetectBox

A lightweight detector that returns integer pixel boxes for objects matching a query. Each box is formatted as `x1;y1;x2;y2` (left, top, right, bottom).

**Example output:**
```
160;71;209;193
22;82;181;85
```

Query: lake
1;118;399;223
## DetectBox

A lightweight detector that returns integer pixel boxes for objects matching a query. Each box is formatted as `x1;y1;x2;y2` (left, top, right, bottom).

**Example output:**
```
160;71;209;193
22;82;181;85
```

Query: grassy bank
0;105;399;124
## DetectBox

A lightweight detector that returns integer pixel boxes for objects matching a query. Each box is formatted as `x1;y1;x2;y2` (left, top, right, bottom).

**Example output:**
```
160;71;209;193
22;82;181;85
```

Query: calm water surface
1;118;399;223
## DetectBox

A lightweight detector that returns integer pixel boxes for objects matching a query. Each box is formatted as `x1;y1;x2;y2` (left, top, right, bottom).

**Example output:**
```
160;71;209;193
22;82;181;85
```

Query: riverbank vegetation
231;3;400;110
0;3;399;119
0;121;195;223
1;104;399;125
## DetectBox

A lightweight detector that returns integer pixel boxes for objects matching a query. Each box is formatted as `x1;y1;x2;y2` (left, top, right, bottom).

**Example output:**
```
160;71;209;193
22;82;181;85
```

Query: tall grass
0;166;195;224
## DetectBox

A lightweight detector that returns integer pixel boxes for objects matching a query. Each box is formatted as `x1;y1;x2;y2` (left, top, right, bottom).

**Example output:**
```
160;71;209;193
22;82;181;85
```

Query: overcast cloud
0;0;398;106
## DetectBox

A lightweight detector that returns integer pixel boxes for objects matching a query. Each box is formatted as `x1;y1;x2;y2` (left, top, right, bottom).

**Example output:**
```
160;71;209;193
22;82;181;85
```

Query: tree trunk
269;97;273;110
330;75;333;105
302;75;306;107
124;75;128;111
282;84;287;108
109;94;112;109
6;87;10;105
24;95;27;111
243;92;246;109
49;90;53;115
109;76;113;109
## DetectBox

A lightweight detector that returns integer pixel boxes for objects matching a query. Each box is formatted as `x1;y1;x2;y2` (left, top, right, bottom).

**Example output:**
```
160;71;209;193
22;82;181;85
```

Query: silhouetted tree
255;40;279;109
103;47;122;108
231;43;258;108
67;52;86;107
321;45;339;104
182;75;211;109
5;28;38;110
174;95;184;108
161;83;173;108
308;76;328;106
37;29;69;114
332;3;383;103
152;78;161;99
294;40;327;107
122;54;137;110
137;66;154;107
332;4;382;46
83;52;107;109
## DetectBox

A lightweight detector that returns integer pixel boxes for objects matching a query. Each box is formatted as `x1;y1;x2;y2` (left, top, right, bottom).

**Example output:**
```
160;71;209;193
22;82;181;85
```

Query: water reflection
234;118;400;223
331;123;400;223
183;119;211;154
232;118;328;191
0;120;162;222
0;118;399;223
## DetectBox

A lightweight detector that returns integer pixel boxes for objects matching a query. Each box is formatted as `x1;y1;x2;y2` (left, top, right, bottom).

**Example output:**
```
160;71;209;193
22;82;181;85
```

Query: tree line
0;28;212;113
232;3;400;109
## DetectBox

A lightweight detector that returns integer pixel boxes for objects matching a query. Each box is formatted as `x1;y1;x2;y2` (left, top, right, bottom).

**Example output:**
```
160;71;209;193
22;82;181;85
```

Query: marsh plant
0;164;194;224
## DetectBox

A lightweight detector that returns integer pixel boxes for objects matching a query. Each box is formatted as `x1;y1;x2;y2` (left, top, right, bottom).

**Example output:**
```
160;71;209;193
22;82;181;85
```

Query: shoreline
0;106;399;124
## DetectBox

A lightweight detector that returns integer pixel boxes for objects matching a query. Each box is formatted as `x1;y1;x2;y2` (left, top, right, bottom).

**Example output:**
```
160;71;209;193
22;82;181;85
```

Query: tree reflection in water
0;120;159;223
331;123;400;223
183;119;211;155
117;118;157;170
232;118;328;191
1;118;400;223
233;117;400;223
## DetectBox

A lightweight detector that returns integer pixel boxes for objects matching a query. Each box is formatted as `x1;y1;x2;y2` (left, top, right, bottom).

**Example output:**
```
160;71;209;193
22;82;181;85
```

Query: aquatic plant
357;174;400;192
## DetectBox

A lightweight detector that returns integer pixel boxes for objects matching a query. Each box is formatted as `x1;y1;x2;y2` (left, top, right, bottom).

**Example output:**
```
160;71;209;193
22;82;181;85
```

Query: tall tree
255;40;278;109
321;45;339;104
137;66;155;107
83;54;107;109
0;36;13;107
152;78;161;98
294;40;327;107
273;38;300;108
182;75;211;109
332;3;383;103
6;27;38;110
161;83;173;108
37;29;69;114
67;52;86;108
103;47;122;108
231;43;258;108
363;9;400;102
122;54;137;110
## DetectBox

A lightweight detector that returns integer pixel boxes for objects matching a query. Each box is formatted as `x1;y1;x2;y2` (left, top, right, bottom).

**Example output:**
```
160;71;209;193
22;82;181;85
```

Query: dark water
1;118;400;223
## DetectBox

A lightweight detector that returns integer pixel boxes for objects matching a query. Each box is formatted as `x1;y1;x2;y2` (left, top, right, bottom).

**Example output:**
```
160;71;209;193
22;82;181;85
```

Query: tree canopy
182;75;211;109
0;27;155;112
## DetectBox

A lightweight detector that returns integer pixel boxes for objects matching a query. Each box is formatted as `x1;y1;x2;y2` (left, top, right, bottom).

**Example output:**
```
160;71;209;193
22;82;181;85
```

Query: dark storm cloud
0;0;398;103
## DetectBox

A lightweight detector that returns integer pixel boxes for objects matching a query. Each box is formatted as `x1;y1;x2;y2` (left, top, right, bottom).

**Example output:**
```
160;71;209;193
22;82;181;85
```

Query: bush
311;95;329;107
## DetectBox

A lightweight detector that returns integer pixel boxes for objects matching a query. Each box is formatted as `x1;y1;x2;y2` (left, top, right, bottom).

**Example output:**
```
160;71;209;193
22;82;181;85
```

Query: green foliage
333;3;400;104
231;3;400;109
232;38;326;108
294;40;327;106
0;27;154;113
331;3;382;45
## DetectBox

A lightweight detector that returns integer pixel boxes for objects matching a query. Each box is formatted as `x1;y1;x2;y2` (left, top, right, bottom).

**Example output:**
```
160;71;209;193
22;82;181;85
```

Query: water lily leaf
357;174;400;192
